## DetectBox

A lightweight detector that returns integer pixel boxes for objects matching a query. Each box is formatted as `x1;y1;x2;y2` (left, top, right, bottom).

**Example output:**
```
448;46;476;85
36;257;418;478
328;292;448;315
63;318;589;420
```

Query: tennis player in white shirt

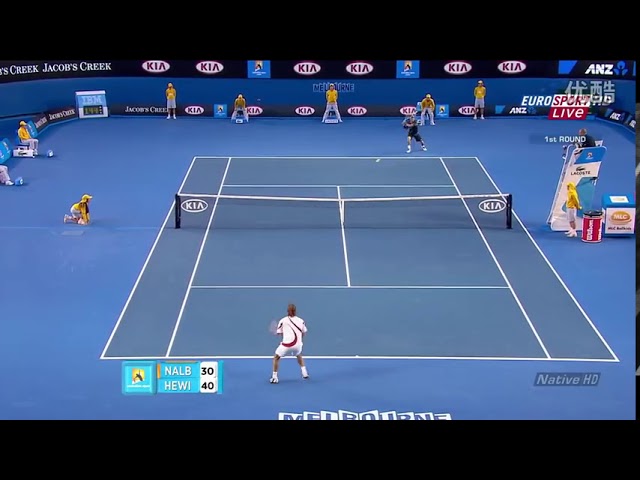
270;304;309;384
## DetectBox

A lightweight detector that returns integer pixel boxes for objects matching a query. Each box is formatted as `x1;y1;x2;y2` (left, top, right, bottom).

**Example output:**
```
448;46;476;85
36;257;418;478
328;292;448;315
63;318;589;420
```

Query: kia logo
497;61;526;74
295;106;315;116
478;199;506;213
196;61;224;74
399;106;416;115
246;106;263;115
346;62;374;75
142;60;170;73
185;106;205;115
347;106;367;116
444;61;472;75
458;106;476;115
181;199;209;213
293;62;321;75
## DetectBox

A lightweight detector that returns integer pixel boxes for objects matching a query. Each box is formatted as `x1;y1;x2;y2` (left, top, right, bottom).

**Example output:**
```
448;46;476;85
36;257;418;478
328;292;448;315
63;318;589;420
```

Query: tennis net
174;192;513;229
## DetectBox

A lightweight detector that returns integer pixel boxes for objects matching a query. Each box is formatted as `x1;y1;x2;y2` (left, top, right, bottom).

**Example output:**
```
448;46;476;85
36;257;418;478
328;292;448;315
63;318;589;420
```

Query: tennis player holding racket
269;304;309;384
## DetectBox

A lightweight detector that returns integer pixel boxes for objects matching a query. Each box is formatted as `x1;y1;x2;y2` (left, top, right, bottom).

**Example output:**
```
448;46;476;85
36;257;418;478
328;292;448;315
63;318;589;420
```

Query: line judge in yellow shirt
565;182;581;237
420;94;436;126
322;84;342;123
63;194;92;225
231;94;249;122
473;80;486;120
166;83;177;119
18;120;39;154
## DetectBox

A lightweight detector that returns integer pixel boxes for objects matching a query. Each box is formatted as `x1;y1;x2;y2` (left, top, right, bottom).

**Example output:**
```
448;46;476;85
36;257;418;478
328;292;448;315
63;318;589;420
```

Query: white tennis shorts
70;207;81;217
474;98;485;108
167;98;176;109
566;208;577;222
275;344;302;357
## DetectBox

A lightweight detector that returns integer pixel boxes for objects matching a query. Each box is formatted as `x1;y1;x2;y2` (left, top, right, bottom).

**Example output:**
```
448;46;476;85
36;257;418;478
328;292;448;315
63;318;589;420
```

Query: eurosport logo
196;61;224;74
295;106;315;116
497;61;526;74
347;106;367;116
294;62;321;76
400;106;417;115
181;199;208;213
246;106;263;116
346;62;373;76
184;106;205;115
458;106;476;115
478;198;506;213
142;60;170;73
444;61;472;75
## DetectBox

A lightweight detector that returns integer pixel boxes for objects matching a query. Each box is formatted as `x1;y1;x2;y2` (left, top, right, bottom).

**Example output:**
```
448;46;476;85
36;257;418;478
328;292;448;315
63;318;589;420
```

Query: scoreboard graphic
122;361;224;395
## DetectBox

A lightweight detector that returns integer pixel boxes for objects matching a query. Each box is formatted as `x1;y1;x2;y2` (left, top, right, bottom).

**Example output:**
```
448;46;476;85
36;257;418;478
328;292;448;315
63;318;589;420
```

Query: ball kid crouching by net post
402;114;427;153
63;194;92;225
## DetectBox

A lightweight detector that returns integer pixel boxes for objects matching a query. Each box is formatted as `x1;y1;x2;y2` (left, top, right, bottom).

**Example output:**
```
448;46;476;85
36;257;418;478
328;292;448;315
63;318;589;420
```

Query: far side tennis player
322;83;342;123
473;80;486;120
231;94;249;122
270;304;309;384
403;114;427;153
166;83;177;119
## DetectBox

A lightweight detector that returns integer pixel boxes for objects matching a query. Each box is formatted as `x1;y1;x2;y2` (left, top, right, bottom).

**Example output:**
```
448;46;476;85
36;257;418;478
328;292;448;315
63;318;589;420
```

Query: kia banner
110;104;214;116
270;61;396;79
419;60;557;78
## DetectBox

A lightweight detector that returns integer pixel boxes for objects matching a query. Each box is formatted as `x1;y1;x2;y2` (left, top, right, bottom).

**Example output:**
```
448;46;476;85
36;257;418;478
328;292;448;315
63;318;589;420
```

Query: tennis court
101;155;617;362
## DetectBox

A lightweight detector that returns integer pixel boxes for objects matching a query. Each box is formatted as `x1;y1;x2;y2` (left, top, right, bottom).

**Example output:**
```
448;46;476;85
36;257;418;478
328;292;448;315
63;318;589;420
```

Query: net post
506;194;513;229
174;194;181;229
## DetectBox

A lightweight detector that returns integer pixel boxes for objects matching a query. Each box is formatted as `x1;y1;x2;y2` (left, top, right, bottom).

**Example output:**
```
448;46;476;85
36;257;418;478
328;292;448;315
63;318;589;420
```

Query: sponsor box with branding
419;60;556;78
602;194;635;236
247;60;271;78
45;106;78;124
270;61;396;79
214;104;228;118
558;60;635;79
396;60;420;79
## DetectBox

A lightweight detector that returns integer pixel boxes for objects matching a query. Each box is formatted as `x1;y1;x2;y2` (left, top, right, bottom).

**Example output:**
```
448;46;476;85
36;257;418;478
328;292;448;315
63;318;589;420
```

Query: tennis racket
268;320;278;335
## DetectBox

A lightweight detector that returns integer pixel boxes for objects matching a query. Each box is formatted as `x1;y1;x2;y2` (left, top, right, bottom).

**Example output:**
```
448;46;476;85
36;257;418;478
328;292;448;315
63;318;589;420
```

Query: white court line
194;156;477;160
440;157;551;359
190;285;510;289
100;355;619;362
473;157;620;362
336;186;351;287
165;157;233;358
223;184;455;188
99;156;201;360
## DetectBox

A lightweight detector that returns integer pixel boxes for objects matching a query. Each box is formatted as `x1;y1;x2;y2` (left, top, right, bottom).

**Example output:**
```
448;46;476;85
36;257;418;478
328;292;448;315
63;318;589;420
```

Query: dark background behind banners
270;60;397;79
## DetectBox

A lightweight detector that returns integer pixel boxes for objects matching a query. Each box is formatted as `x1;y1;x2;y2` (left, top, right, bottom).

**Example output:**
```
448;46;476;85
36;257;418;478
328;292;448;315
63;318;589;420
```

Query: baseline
101;355;619;362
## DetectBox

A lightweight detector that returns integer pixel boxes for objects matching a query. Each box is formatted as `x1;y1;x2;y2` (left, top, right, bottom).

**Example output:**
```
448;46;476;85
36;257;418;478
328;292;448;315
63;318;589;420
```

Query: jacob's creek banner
109;104;214;116
0;60;636;83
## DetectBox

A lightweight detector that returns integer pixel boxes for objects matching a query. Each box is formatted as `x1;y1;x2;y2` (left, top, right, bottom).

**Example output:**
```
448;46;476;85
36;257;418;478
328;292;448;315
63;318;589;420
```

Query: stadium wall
0;77;635;120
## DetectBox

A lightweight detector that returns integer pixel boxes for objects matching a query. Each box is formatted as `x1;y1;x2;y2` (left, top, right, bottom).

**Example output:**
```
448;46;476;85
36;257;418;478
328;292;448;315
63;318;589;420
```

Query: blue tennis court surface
102;156;617;362
0;117;634;419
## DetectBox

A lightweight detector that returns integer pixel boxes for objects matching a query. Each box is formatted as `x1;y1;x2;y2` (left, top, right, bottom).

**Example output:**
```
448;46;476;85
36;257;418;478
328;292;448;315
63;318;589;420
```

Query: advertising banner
493;105;550;116
45;106;78;125
1;60;635;82
110;104;214;116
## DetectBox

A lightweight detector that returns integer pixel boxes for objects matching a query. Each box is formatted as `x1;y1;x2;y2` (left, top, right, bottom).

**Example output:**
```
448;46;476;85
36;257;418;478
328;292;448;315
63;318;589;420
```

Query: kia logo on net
185;106;204;115
497;61;526;74
196;61;224;74
181;199;208;213
458;106;476;115
444;61;472;75
346;62;374;75
478;199;506;213
246;106;263;116
347;106;367;116
293;62;321;75
142;60;170;73
295;106;315;116
400;106;416;115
